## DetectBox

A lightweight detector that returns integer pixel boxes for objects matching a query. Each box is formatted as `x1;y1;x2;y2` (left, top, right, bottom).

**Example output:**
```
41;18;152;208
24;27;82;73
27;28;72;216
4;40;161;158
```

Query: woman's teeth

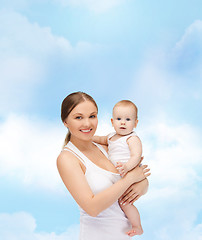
81;129;91;132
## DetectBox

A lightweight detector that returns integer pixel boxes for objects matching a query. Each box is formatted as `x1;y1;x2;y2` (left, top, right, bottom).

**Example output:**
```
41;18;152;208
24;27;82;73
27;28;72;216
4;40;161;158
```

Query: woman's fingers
141;165;151;177
120;189;133;202
120;187;132;199
130;195;140;204
143;167;151;177
121;193;139;205
145;172;151;177
119;187;139;205
120;193;137;205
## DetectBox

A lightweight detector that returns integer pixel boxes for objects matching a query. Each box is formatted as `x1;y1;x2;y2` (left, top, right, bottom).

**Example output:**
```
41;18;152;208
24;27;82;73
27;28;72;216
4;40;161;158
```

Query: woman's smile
80;128;93;133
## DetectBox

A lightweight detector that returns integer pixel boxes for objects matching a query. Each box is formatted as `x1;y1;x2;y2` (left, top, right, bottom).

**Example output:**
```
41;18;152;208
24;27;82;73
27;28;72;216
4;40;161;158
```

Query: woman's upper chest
83;147;118;174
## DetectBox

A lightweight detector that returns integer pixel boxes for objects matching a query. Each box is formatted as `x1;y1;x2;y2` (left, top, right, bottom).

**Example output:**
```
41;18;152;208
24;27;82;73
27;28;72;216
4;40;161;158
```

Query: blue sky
0;0;202;239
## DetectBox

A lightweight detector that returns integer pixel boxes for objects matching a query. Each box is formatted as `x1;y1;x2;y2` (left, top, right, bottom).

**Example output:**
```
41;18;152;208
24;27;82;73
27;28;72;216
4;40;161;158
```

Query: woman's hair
61;91;98;147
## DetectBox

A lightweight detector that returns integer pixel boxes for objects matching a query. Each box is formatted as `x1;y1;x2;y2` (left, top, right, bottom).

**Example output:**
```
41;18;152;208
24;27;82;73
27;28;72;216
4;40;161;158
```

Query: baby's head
111;100;138;136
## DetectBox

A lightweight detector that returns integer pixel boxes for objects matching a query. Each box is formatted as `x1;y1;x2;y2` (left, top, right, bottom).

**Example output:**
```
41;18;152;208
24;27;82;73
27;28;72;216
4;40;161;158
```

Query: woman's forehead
71;101;97;114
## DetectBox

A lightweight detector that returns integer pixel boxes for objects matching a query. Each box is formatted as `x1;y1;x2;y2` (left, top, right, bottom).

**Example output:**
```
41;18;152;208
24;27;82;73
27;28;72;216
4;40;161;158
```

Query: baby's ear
111;118;114;126
135;119;139;128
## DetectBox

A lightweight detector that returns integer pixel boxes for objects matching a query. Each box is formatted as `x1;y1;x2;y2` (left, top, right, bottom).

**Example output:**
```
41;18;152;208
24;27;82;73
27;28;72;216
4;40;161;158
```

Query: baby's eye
126;118;131;121
75;116;82;119
117;118;121;121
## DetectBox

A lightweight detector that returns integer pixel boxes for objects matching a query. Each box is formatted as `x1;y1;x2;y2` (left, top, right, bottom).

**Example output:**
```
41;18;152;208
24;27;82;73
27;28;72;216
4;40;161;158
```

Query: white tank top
108;131;137;166
63;141;131;240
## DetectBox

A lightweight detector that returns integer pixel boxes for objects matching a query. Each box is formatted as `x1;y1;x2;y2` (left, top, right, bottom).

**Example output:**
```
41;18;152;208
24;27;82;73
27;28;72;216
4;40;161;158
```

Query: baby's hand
116;162;129;177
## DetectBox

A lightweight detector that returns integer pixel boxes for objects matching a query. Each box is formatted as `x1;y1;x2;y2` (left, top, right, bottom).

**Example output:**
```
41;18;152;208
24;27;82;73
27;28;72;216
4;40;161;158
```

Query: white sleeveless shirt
63;141;131;240
108;131;137;166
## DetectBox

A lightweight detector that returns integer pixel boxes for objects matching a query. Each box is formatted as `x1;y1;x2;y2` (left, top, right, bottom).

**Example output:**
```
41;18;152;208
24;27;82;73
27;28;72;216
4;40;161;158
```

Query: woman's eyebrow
72;111;97;116
72;113;83;116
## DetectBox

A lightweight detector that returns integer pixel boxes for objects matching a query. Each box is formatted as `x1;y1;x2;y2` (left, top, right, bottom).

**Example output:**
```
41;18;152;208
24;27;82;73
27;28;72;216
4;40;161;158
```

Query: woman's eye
90;115;96;118
75;116;82;119
126;118;131;121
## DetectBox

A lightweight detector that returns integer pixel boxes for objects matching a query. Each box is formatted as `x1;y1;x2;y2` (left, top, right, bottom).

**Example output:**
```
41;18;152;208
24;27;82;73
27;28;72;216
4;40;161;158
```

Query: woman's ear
64;120;68;128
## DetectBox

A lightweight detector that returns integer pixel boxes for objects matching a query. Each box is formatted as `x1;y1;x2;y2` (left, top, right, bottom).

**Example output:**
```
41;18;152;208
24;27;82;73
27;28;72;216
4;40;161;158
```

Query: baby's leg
120;202;143;236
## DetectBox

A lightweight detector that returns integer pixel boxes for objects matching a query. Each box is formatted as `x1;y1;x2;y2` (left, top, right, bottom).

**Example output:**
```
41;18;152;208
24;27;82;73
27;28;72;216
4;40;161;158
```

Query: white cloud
172;19;202;76
0;0;30;10
140;120;202;188
53;0;127;13
0;113;113;192
0;114;65;192
129;20;202;113
0;10;73;59
0;212;79;240
131;50;173;101
175;20;202;53
135;118;202;240
0;9;101;115
1;0;127;13
0;9;69;114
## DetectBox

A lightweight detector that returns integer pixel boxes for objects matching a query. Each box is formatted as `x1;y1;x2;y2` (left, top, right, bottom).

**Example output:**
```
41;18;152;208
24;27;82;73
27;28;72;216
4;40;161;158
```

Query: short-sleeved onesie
108;131;137;167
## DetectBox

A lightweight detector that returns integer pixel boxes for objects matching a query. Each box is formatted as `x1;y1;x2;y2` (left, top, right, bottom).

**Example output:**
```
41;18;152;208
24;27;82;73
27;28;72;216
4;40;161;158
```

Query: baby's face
112;105;138;136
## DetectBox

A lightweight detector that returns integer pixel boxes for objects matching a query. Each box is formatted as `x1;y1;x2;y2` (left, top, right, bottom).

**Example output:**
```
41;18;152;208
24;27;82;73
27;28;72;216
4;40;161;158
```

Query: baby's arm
116;136;142;177
92;135;108;146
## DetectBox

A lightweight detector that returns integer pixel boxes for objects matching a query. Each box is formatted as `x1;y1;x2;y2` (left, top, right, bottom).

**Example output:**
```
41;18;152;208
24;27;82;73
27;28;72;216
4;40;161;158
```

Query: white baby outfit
108;131;137;167
63;141;131;240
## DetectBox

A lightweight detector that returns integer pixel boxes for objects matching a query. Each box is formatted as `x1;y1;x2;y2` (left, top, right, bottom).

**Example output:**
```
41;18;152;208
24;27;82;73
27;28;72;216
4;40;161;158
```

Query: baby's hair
113;100;138;119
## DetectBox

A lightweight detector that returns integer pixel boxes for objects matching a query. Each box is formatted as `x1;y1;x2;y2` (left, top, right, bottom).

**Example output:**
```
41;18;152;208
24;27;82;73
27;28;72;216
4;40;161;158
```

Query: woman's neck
70;136;94;151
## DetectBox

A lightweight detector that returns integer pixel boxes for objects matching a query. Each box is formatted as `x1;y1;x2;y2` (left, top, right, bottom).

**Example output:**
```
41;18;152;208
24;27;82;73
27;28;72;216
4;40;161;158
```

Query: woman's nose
83;118;90;126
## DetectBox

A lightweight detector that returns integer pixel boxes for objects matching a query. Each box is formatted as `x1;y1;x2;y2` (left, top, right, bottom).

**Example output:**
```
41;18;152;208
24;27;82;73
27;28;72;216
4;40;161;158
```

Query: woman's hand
119;178;149;205
125;162;150;186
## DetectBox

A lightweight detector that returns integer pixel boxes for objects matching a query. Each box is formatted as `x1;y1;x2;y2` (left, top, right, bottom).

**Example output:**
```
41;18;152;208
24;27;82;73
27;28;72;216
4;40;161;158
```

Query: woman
57;92;150;240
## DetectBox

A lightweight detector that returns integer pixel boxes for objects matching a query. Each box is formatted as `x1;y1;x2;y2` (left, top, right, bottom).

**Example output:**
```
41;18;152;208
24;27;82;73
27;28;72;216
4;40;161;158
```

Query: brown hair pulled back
61;92;98;147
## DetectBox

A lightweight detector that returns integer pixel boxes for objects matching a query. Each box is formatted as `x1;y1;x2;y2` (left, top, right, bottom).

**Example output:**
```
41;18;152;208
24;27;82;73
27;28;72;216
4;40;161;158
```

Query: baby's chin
117;131;132;136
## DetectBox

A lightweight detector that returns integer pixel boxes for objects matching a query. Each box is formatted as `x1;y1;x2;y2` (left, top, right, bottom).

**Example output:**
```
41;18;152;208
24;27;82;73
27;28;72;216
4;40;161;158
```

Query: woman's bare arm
57;151;149;217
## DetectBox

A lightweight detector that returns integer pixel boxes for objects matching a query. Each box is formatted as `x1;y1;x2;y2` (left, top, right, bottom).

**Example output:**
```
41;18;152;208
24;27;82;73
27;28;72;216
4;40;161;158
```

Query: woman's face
64;100;98;142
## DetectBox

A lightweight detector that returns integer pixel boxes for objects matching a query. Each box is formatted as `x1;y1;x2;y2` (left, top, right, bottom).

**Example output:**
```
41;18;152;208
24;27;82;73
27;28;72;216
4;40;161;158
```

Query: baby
93;100;143;237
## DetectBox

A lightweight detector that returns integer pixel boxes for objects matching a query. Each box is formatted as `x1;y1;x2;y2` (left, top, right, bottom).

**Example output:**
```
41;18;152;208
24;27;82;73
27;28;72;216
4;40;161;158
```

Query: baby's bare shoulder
126;135;142;145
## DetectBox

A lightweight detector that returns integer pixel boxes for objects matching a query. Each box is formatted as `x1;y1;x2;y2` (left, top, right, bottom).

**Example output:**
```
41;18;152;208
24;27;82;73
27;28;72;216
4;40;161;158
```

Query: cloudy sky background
0;0;202;239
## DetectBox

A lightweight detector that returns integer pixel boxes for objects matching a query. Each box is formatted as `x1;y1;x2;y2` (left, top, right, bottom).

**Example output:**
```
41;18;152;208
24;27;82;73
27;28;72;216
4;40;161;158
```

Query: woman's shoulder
57;148;80;168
